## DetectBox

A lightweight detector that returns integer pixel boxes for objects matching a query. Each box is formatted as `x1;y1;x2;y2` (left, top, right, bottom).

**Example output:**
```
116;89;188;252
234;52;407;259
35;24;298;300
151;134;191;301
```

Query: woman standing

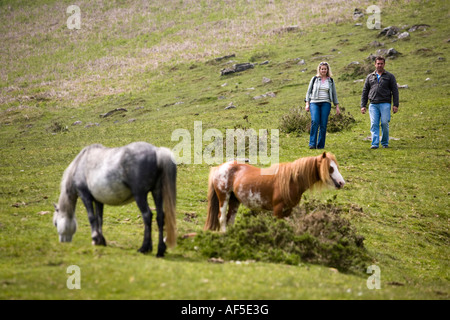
305;62;340;149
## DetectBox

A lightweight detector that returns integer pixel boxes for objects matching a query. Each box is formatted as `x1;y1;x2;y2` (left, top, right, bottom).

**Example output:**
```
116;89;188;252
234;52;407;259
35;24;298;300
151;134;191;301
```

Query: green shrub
338;62;373;81
279;107;310;135
280;107;356;135
327;107;356;133
179;200;371;273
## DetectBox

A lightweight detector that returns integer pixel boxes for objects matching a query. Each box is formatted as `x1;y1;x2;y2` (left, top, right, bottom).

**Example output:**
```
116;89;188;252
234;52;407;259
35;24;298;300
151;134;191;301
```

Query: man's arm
361;75;370;113
390;73;399;110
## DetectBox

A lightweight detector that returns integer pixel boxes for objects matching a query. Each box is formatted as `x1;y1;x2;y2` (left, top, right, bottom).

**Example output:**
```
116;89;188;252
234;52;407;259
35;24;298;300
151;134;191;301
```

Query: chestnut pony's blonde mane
274;152;338;206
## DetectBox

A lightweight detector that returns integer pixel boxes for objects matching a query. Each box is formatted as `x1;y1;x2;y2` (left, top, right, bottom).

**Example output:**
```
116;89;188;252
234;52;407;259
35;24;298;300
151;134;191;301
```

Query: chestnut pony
204;152;345;232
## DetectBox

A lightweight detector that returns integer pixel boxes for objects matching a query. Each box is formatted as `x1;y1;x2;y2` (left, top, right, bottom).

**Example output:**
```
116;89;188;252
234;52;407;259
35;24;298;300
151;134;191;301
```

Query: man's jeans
369;103;391;147
309;102;331;149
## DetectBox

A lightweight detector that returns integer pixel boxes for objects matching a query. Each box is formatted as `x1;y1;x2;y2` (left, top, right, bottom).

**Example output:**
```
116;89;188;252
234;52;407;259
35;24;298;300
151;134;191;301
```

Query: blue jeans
309;102;331;149
369;103;391;147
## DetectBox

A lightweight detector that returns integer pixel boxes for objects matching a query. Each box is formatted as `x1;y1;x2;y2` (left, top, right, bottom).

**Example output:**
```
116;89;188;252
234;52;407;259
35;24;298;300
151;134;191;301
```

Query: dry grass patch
1;0;388;106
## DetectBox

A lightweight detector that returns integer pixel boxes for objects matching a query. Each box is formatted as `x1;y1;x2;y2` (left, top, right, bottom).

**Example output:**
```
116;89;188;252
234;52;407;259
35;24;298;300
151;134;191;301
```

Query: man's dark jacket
361;71;399;108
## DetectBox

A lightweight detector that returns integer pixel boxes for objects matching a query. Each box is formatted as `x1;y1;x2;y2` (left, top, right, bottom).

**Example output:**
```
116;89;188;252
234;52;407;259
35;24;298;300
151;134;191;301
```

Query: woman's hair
316;61;333;77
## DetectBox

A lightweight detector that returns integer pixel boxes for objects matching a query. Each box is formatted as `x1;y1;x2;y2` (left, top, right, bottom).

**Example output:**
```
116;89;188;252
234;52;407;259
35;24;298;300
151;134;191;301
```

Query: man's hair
375;56;385;63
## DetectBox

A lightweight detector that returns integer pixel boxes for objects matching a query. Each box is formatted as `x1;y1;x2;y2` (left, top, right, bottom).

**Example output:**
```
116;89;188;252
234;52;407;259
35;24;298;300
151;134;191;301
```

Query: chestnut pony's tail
204;167;220;231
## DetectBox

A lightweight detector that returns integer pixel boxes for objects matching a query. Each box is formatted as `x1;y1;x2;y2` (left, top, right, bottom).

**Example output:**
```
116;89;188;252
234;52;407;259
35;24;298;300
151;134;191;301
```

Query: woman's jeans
369;103;391;147
309;102;331;149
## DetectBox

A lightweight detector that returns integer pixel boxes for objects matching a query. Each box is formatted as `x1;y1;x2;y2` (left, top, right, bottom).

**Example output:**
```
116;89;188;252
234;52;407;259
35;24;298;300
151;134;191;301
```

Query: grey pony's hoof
92;234;106;246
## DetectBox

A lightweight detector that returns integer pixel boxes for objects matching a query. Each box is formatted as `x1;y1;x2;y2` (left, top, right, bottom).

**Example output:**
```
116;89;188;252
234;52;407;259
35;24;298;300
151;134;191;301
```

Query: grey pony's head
53;203;77;242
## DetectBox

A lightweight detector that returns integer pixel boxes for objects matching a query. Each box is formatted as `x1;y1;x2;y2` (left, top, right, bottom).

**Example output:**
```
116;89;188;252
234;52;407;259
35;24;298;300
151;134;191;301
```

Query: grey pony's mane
58;144;103;217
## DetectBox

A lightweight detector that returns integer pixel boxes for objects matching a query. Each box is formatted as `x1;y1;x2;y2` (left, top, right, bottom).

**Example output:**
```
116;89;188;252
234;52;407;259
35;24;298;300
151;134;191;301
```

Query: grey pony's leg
94;201;105;244
152;188;166;257
135;194;153;254
79;189;106;246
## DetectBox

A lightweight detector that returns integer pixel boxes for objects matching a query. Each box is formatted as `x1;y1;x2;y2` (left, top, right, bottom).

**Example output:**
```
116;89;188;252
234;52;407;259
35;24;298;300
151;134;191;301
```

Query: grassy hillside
0;0;449;300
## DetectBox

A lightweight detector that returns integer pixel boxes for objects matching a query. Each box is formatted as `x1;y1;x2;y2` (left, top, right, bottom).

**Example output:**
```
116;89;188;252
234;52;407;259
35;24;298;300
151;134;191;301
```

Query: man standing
361;56;399;149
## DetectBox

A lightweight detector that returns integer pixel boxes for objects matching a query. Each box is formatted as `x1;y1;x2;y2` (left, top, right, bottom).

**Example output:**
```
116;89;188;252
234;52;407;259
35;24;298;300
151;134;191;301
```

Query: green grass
0;0;449;299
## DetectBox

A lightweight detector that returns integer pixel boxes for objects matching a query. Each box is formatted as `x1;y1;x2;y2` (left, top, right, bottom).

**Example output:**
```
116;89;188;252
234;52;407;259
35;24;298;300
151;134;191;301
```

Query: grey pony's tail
156;147;177;248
